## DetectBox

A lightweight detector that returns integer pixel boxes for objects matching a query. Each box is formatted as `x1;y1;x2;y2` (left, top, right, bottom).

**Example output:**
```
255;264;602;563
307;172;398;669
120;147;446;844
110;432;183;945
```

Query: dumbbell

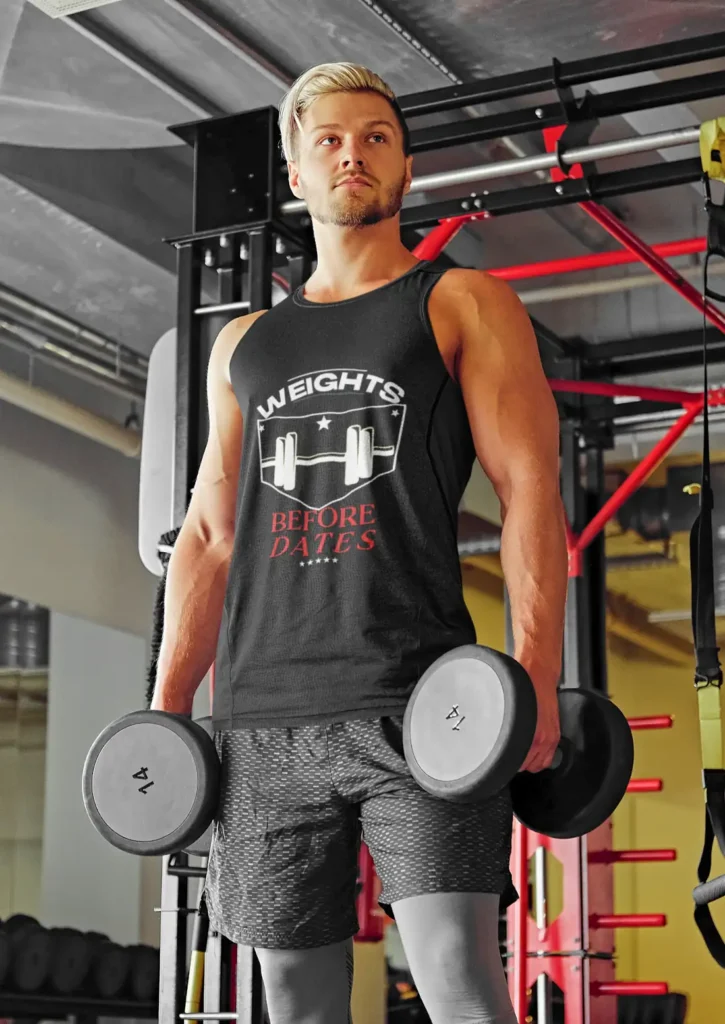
264;424;392;492
403;644;634;839
82;711;220;856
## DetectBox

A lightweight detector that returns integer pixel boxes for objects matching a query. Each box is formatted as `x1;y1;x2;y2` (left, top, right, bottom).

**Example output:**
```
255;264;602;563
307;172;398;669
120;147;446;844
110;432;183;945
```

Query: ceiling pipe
0;285;148;379
517;258;725;306
0;321;145;403
0;368;141;458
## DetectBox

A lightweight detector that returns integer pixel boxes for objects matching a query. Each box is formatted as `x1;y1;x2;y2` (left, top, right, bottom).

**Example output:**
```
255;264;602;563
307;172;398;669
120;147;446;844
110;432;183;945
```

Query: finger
520;749;543;773
520;744;558;774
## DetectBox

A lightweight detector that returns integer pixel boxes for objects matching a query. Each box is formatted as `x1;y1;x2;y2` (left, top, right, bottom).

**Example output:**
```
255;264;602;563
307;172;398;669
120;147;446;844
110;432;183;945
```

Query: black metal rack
0;990;157;1023
159;28;722;1024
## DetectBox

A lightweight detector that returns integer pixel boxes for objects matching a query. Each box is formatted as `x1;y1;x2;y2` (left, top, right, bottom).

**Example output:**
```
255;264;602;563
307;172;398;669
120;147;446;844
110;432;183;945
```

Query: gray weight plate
82;711;220;856
403;644;537;804
92;724;198;840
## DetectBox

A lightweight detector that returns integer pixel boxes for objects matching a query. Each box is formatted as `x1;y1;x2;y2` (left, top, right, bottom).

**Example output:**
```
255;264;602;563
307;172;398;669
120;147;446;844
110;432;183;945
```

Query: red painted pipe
574;401;703;556
591;914;666;928
413;214;487;261
627;715;673;730
579;201;725;336
509;822;529;1023
627;778;663;793
356;843;384;942
549;379;700;406
491;236;706;281
592;982;669;997
590;849;677;864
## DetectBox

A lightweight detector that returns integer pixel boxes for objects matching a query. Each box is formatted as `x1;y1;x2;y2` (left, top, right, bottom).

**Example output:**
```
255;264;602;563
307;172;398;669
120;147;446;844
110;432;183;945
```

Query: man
151;61;567;1024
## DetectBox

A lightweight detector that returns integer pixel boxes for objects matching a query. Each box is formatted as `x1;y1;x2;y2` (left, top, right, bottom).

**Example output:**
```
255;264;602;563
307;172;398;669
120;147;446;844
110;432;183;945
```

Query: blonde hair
278;62;410;163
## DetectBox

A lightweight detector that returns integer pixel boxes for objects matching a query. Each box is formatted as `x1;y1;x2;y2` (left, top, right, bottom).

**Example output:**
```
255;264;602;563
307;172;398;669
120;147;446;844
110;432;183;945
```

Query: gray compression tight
253;892;517;1024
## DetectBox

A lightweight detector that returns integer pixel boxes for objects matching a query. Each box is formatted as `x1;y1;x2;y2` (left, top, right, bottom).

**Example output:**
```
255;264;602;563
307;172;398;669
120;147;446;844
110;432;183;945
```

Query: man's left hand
519;672;560;774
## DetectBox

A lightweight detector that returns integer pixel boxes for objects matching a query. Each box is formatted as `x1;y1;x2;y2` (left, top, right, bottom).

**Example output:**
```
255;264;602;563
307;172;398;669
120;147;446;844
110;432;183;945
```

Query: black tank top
212;260;478;729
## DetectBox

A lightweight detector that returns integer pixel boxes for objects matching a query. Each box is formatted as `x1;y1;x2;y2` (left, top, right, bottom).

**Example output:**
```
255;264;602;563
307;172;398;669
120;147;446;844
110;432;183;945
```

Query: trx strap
691;124;725;966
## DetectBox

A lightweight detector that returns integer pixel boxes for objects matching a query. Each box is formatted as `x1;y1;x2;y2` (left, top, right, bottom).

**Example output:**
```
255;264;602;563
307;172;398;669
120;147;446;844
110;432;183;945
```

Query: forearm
152;525;233;713
499;486;568;687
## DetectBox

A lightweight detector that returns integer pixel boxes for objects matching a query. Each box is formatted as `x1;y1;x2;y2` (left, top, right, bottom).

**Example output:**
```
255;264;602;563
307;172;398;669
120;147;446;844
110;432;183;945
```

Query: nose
340;137;366;170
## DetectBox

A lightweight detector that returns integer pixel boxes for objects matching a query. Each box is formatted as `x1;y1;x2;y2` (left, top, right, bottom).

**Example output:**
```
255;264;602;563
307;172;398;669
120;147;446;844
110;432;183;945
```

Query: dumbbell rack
506;714;676;1024
0;991;157;1023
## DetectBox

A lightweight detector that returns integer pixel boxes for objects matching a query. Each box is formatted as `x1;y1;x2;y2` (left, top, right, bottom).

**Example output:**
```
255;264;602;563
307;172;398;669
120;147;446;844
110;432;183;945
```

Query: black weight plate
511;689;634;839
4;914;41;943
11;928;52;992
127;944;160;1001
82;711;221;856
92;941;131;999
184;718;217;856
0;928;10;988
403;644;537;804
48;928;93;995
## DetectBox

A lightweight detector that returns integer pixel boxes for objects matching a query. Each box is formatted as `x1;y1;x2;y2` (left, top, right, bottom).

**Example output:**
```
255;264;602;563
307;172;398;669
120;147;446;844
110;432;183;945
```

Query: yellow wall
609;650;725;1024
462;570;725;1024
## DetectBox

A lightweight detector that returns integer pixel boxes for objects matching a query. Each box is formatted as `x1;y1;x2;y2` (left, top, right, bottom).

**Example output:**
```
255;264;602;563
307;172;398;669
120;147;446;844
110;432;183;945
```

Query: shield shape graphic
257;403;407;510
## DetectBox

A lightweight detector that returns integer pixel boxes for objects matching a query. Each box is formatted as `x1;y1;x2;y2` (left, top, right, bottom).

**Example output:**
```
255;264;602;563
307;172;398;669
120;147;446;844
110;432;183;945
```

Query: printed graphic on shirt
257;403;407;512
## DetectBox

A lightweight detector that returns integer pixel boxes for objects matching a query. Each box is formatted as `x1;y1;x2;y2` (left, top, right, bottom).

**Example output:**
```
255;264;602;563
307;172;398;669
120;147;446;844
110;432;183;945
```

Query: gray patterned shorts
202;715;517;950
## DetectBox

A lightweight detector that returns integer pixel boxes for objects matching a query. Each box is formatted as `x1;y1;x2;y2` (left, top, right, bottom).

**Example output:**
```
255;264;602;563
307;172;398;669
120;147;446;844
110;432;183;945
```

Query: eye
370;133;386;143
319;135;338;145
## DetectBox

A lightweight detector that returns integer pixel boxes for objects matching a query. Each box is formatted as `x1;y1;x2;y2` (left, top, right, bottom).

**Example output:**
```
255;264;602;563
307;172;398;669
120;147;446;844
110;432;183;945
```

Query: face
287;91;413;228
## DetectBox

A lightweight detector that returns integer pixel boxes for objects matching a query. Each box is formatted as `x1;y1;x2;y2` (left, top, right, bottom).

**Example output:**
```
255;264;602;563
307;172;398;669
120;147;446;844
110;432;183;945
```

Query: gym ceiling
1;0;724;656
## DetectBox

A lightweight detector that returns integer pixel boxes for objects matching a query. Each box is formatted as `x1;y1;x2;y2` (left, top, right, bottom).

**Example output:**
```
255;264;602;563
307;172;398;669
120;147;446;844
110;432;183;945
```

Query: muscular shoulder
434;268;531;350
213;309;269;386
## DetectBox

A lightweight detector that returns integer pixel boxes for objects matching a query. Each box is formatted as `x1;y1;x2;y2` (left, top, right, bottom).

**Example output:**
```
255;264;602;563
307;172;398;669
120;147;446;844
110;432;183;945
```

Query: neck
306;218;419;299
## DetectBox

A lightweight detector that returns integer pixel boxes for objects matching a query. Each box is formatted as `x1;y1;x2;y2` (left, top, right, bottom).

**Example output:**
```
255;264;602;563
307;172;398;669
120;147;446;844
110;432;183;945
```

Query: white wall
0;399;156;637
41;612;148;944
0;399;167;943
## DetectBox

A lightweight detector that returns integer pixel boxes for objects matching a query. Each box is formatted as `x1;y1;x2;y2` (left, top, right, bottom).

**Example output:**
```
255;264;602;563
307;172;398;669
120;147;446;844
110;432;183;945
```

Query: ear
288;160;304;200
403;155;414;194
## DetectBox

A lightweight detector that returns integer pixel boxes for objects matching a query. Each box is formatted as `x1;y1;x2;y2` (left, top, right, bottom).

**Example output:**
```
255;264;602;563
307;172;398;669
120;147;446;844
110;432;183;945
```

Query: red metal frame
627;778;663;793
550;381;725;579
472;136;707;1020
490;236;706;282
627;716;673;730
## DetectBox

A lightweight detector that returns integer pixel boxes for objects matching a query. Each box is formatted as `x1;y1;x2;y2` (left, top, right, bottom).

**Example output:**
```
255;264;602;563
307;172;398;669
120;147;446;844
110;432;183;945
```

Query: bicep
458;276;560;506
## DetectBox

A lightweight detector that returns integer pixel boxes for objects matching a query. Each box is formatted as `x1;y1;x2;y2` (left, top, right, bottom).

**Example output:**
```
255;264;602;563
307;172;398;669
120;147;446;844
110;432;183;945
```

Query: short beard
309;172;407;228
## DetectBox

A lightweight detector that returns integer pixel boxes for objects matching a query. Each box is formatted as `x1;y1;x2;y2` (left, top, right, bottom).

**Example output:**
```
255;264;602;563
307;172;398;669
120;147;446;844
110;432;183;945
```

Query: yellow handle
700;118;725;181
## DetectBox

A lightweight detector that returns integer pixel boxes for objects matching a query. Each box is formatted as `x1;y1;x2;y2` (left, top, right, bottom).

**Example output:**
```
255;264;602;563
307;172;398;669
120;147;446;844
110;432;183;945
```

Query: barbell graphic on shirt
261;425;395;491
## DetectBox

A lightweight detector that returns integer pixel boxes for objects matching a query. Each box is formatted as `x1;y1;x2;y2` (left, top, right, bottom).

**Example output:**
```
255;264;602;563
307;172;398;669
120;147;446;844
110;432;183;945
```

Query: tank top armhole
417;269;459;389
227;309;270;385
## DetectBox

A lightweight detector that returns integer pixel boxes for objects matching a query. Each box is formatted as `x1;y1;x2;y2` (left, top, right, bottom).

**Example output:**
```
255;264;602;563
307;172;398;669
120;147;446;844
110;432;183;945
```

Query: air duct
0;368;141;457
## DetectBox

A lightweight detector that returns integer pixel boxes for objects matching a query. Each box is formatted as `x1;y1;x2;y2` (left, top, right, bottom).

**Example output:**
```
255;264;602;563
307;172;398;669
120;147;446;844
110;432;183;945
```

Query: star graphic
332;558;338;563
324;557;330;563
299;561;306;566
316;558;322;563
391;409;400;417
259;424;265;432
307;559;314;565
316;416;331;430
